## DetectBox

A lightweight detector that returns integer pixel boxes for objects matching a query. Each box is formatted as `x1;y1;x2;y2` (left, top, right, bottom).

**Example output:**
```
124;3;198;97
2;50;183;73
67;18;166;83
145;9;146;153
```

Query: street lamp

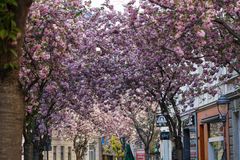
120;136;126;151
217;95;230;122
217;95;230;160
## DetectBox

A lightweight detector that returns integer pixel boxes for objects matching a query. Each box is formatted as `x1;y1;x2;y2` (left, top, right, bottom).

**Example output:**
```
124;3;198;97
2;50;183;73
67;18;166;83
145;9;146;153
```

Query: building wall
43;136;102;160
43;137;76;160
181;112;198;160
197;104;230;160
85;137;102;160
181;69;239;160
229;97;240;160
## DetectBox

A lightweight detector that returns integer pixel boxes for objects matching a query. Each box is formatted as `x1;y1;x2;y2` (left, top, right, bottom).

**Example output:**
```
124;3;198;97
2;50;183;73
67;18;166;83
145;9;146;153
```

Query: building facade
43;137;75;160
181;110;198;160
43;136;102;160
197;103;230;160
181;73;239;160
228;96;240;160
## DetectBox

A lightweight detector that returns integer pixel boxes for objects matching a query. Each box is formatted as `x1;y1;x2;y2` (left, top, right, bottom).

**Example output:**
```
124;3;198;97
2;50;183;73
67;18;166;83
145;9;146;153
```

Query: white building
43;136;102;160
43;136;76;160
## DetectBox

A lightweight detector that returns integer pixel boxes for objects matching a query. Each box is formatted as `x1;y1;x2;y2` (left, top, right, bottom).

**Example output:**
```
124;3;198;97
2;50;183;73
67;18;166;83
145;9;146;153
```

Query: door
199;125;205;160
183;129;190;160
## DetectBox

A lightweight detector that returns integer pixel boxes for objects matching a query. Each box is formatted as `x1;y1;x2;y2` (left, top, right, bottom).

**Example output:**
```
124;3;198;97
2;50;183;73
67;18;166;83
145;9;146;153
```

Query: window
208;122;224;160
61;146;64;160
209;122;223;138
53;146;57;160
68;147;71;160
89;144;96;160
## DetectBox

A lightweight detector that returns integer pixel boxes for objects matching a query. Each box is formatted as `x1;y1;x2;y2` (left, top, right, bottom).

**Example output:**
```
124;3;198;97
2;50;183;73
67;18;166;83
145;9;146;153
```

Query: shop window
208;139;224;160
208;122;224;160
209;122;223;137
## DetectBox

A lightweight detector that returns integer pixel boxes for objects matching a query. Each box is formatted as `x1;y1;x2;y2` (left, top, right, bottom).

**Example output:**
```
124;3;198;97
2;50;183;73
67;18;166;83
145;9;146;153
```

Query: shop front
229;97;240;159
182;112;198;160
197;105;229;160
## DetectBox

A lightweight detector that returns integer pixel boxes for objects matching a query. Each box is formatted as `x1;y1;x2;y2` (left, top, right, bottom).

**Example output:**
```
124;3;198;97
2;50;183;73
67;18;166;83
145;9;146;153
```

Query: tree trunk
76;153;80;160
24;126;34;160
74;134;88;160
176;149;183;160
75;152;85;160
33;143;41;160
24;138;33;160
0;1;31;160
0;75;24;160
75;148;87;160
173;136;183;160
33;142;39;160
145;147;150;160
38;152;44;160
32;139;45;160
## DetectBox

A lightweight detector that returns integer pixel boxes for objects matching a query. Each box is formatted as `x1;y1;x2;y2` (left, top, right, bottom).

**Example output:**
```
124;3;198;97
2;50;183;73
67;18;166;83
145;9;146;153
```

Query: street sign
136;149;145;160
101;137;105;145
156;115;167;127
43;136;52;151
160;132;170;140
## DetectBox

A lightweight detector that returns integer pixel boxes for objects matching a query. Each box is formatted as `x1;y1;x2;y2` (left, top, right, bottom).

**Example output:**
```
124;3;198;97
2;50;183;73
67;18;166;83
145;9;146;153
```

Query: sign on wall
156;114;167;127
160;132;170;140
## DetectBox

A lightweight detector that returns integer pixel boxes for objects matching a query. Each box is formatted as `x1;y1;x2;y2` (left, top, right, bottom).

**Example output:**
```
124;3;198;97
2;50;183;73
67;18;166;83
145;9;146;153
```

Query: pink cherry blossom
197;30;206;38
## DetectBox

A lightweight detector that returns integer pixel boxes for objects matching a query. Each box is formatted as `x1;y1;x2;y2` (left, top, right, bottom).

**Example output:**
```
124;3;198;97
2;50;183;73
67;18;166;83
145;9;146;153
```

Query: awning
201;115;221;123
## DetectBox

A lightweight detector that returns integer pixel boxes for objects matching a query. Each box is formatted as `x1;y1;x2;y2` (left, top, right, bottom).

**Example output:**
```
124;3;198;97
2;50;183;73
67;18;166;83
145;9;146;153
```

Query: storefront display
208;122;224;160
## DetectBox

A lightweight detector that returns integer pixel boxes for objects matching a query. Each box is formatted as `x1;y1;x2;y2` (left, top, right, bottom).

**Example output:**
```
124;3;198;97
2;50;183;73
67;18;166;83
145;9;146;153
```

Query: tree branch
214;18;240;45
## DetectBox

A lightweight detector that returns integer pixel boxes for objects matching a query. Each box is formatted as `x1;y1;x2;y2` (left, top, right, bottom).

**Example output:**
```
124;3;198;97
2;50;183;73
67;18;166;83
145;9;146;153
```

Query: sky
91;0;129;11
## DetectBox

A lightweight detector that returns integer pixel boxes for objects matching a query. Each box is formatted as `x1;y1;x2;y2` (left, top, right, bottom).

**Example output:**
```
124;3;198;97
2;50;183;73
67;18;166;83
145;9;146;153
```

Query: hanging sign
160;132;170;140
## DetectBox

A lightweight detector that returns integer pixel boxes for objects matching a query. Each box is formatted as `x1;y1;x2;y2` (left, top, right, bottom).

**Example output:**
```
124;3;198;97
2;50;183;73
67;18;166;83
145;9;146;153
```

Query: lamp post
217;95;230;160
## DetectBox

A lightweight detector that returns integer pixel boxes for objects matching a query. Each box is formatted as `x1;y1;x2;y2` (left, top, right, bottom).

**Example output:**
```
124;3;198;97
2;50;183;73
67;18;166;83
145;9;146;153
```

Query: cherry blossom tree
80;1;240;159
20;2;136;159
72;2;224;159
89;105;134;138
146;0;240;80
20;1;95;159
4;1;238;160
116;92;158;160
54;106;133;160
54;109;94;160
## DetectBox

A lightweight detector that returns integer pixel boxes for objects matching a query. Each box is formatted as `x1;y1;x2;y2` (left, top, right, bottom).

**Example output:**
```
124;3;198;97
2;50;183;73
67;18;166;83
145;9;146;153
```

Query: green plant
110;135;124;158
0;0;20;70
